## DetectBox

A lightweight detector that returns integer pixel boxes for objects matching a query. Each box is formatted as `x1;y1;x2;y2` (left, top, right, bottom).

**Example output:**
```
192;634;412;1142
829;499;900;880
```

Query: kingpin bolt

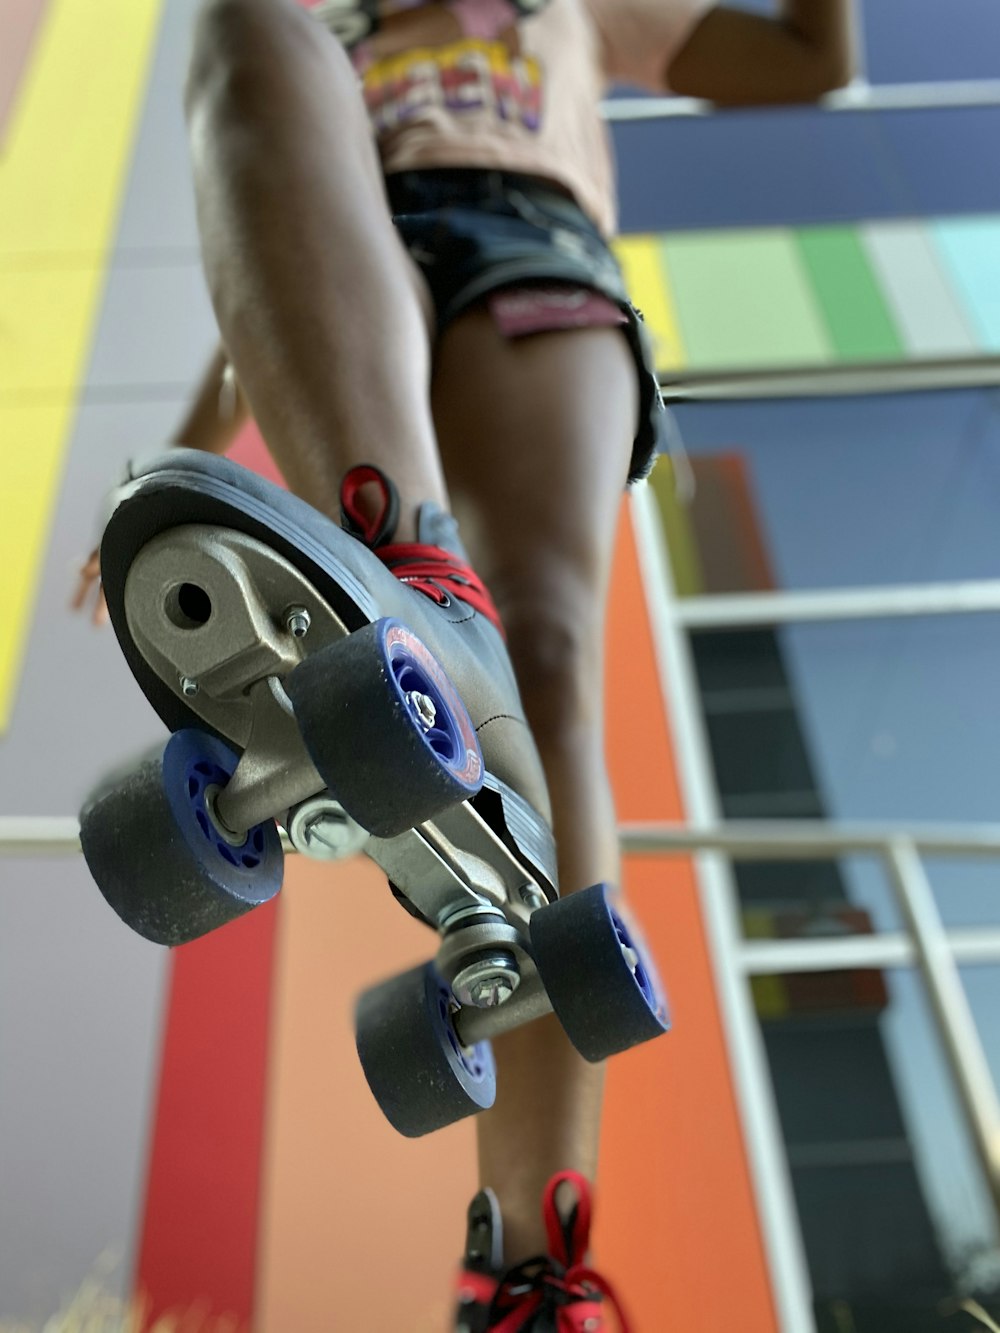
285;606;311;639
452;952;521;1008
470;976;516;1008
180;676;199;698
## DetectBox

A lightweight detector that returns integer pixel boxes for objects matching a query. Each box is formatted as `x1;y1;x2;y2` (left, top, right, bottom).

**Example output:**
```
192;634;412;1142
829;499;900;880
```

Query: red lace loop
485;1172;632;1332
544;1170;593;1268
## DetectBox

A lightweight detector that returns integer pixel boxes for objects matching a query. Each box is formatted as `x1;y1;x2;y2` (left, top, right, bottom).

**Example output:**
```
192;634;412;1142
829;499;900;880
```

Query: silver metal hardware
519;884;547;911
285;606;311;639
287;795;368;861
407;690;437;729
451;952;521;1008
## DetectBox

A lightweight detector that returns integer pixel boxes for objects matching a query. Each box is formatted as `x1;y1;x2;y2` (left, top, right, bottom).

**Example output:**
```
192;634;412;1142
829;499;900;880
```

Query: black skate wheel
355;962;496;1137
80;729;283;946
530;884;670;1062
286;617;483;839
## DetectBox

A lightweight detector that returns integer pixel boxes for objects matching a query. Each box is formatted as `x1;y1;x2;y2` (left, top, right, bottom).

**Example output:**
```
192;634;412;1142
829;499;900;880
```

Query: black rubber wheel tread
80;746;282;946
529;884;670;1062
286;622;478;839
355;962;495;1137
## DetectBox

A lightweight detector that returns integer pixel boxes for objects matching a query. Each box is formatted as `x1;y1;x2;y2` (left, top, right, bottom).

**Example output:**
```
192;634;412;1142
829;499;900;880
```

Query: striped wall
0;0;165;733
1;0;995;1328
613;217;1000;372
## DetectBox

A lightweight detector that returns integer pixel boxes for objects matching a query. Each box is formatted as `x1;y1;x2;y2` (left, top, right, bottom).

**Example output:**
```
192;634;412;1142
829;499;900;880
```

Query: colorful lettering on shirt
363;39;543;132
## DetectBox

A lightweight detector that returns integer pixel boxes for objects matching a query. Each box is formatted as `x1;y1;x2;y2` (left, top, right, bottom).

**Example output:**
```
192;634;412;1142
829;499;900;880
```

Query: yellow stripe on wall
612;233;686;372
0;0;164;730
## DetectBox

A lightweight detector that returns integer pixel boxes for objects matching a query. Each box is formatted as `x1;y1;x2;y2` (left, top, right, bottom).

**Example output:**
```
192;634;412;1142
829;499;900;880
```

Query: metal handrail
603;78;1000;122
658;357;1000;402
619;820;1000;858
5;815;1000;859
7;810;1000;1263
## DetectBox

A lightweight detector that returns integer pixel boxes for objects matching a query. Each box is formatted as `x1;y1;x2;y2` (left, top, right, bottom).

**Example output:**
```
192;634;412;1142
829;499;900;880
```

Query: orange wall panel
595;506;777;1331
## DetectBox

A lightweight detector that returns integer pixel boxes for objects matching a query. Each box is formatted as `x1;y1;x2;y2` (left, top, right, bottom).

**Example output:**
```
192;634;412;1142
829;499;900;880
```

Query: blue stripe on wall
613;107;1000;235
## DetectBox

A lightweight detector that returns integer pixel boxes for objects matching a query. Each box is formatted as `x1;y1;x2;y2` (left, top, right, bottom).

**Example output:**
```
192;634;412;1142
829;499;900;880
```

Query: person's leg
184;0;443;533
431;306;640;1263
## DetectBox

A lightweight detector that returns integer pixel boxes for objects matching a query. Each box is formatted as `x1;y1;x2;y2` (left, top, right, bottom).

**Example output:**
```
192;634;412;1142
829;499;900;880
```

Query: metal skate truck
80;450;669;1136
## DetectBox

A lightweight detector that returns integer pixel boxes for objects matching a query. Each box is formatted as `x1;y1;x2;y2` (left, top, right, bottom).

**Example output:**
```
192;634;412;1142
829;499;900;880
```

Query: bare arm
666;1;854;105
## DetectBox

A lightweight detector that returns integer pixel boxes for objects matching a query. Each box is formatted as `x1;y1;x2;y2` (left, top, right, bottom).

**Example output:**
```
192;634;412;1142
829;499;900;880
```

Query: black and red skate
455;1172;631;1332
80;450;669;1136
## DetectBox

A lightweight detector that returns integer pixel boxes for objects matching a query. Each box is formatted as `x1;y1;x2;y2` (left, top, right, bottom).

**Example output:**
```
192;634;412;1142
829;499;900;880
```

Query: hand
71;548;109;626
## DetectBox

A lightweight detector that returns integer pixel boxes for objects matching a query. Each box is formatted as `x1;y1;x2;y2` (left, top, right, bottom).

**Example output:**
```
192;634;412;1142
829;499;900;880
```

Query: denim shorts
385;167;663;484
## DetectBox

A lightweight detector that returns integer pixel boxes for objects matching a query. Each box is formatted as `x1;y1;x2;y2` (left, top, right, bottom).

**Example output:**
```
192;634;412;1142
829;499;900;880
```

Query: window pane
739;854;901;939
754;966;1000;1330
659;391;1000;595
781;615;1000;926
686;616;1000;928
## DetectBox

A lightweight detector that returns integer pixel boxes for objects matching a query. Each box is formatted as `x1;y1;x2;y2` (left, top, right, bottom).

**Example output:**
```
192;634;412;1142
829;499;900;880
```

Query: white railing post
0;817;84;857
631;483;817;1333
885;839;1000;1217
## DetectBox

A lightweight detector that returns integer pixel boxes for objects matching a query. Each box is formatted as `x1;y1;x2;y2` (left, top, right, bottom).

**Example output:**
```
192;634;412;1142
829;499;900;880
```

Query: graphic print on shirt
315;0;550;136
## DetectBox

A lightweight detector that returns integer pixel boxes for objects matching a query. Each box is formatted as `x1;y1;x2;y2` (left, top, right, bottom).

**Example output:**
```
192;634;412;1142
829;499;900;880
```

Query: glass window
657;391;1000;594
739;854;901;939
752;966;1000;1331
687;616;1000;926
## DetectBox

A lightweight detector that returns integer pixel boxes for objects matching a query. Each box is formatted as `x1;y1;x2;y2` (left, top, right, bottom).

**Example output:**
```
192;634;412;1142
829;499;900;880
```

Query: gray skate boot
80;452;669;1137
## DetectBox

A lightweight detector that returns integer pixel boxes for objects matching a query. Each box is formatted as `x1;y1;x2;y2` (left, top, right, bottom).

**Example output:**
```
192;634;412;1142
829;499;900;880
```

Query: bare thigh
431;305;639;892
431;306;638;647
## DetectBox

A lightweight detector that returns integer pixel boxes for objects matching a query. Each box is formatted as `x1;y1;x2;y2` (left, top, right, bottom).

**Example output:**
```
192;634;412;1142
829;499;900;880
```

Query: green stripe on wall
660;230;832;370
796;226;903;361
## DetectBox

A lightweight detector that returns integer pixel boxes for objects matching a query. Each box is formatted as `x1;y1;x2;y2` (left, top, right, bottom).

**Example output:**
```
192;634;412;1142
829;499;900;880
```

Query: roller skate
80;450;669;1136
455;1172;630;1332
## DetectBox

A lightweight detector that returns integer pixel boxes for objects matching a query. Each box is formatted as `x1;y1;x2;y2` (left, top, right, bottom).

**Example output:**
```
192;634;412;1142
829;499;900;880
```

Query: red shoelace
340;465;504;634
457;1171;632;1333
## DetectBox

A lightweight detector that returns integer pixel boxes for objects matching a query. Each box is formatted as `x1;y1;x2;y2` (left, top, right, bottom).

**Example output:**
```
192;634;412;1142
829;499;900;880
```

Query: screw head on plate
285;606;311;639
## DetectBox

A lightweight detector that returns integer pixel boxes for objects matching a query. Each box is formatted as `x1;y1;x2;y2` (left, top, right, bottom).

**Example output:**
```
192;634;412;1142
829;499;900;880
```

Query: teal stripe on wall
932;218;1000;351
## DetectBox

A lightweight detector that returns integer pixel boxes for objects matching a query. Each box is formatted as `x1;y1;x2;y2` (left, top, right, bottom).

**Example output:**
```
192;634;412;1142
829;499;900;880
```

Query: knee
501;596;604;749
185;0;330;120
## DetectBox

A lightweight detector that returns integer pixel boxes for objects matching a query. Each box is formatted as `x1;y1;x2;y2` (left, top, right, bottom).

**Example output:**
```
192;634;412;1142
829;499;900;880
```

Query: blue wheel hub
433;974;492;1086
163;730;276;884
390;648;462;768
379;619;482;793
612;909;659;1012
